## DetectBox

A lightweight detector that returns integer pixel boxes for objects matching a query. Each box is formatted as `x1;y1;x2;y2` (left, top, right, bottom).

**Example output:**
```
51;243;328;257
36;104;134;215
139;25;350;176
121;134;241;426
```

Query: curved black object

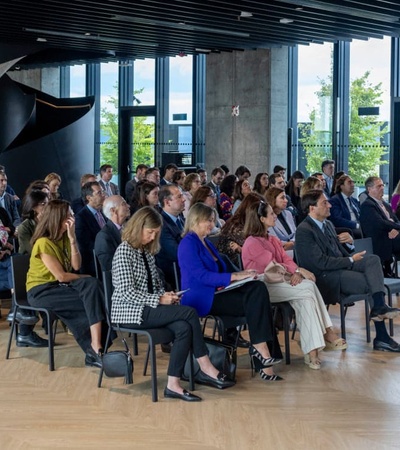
0;69;95;200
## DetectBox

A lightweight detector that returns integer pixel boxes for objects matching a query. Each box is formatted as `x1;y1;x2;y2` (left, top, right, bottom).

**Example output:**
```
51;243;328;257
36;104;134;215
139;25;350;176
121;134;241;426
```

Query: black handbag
183;337;237;382
102;329;134;384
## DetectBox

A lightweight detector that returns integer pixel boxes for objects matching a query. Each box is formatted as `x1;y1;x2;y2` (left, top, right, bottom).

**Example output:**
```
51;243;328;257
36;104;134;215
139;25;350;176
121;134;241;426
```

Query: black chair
6;254;58;371
98;270;194;402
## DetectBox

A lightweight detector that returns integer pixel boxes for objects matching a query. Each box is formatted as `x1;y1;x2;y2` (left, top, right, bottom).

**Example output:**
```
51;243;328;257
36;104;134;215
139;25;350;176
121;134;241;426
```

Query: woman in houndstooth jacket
111;206;234;402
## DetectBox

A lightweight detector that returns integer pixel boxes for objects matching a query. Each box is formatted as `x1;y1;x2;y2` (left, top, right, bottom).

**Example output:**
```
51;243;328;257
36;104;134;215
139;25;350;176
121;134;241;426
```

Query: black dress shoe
370;304;400;322
373;338;400;353
16;331;48;347
85;347;103;368
225;331;250;348
164;387;202;402
195;370;236;389
161;342;173;354
7;309;39;326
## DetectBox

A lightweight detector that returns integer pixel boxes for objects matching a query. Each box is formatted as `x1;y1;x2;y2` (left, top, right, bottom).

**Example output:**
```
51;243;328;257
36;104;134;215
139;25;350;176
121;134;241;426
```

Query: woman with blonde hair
44;173;62;200
242;200;347;370
111;206;234;401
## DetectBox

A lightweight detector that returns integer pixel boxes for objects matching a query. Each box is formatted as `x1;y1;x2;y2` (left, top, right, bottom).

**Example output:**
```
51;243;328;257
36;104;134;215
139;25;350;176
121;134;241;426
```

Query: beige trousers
266;279;332;355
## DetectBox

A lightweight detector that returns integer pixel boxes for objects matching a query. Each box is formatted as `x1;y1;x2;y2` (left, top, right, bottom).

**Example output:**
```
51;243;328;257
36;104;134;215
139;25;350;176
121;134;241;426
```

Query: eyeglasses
92;190;105;196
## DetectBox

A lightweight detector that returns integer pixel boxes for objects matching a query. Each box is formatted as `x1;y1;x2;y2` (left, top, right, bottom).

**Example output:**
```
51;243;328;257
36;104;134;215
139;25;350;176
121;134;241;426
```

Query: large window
99;62;119;180
349;36;391;188
69;64;86;98
133;59;155;106
297;43;333;176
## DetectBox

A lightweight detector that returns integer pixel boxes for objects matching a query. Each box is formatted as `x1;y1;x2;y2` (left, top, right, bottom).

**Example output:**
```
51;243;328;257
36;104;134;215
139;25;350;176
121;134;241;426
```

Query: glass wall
133;59;155;106
349;36;391;193
297;43;334;176
99;62;119;181
69;64;86;98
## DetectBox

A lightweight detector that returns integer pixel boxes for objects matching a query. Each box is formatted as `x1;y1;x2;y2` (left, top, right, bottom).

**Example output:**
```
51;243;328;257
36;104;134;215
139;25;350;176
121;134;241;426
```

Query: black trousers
122;304;208;378
209;280;282;358
27;277;105;352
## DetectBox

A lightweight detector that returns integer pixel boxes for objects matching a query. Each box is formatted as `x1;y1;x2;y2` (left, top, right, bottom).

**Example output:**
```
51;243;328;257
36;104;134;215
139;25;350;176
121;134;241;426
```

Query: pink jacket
242;235;297;274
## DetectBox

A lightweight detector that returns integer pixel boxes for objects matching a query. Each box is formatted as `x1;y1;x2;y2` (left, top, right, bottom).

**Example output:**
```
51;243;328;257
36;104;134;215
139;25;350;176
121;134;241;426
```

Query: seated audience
75;181;107;276
112;206;234;401
273;165;286;181
285;170;304;211
94;195;130;272
18;190;49;255
125;164;148;204
155;185;186;290
242;200;346;370
145;167;161;186
329;175;362;239
160;163;178;186
265;187;296;256
190;186;225;235
172;170;186;192
360;176;400;276
44;172;62;200
296;189;400;352
219;174;237;221
71;173;97;215
26;200;105;366
178;203;283;381
253;172;269;197
232;179;252;215
182;172;202;217
269;173;286;190
129;181;160;215
234;165;251;181
217;193;264;264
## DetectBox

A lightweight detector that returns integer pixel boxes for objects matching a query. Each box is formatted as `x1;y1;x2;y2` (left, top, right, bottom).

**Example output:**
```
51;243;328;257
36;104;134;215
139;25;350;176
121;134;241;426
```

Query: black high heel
249;345;282;367
250;356;283;382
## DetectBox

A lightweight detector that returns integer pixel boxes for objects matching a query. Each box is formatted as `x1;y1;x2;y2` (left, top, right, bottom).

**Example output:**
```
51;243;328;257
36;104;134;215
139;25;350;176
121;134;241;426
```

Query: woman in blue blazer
178;203;283;381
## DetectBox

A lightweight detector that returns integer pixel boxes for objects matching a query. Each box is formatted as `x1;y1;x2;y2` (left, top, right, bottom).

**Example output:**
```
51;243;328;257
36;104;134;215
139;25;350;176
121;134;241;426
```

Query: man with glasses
360;176;400;277
75;181;107;276
156;185;186;290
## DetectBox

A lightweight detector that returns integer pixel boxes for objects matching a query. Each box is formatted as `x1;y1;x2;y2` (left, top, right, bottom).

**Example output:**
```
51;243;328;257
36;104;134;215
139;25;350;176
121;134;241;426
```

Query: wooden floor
1;298;400;450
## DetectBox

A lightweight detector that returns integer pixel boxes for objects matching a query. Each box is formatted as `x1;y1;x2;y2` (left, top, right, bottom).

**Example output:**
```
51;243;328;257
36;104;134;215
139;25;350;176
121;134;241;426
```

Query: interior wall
205;48;289;177
8;67;60;97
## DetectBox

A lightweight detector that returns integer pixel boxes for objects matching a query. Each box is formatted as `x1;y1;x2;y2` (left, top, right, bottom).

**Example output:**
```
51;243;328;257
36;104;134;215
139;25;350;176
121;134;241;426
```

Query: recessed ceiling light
240;11;253;18
280;18;294;24
36;37;47;42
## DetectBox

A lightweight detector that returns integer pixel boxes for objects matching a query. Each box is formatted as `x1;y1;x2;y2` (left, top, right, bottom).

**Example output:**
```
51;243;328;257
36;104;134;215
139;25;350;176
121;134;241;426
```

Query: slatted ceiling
1;0;400;68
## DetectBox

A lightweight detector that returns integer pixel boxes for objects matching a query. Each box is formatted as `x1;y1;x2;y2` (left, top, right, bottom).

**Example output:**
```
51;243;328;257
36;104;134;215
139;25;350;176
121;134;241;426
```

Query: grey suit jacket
295;216;352;304
99;179;120;196
94;220;122;272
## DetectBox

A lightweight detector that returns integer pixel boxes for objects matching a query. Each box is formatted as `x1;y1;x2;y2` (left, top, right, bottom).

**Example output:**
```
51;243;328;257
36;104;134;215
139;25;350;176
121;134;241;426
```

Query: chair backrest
102;270;114;326
93;248;102;279
11;254;30;305
353;237;373;254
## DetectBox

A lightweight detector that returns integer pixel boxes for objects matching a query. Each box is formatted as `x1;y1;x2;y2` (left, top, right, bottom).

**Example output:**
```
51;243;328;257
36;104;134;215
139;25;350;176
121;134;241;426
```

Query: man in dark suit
0;171;21;227
329;174;362;238
71;173;97;215
160;163;178;186
296;189;400;352
322;159;335;197
98;164;119;197
207;167;224;203
94;195;130;272
155;185;185;289
75;181;107;276
360;176;400;276
125;164;148;203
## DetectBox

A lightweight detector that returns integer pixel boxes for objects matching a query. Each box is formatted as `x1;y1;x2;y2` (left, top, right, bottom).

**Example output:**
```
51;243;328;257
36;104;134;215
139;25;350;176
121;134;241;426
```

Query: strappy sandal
324;338;348;351
304;353;321;370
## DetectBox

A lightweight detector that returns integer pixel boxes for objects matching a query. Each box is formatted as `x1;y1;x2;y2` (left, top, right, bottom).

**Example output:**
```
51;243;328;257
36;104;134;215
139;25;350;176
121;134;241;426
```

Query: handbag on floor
183;337;237;382
102;327;134;384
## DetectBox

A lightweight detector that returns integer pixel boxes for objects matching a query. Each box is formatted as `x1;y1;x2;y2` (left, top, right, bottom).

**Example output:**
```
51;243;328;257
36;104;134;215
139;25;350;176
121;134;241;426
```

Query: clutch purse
263;260;291;284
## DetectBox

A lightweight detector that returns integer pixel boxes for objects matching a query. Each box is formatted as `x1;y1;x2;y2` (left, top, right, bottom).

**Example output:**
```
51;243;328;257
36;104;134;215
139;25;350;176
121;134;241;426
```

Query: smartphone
176;288;190;297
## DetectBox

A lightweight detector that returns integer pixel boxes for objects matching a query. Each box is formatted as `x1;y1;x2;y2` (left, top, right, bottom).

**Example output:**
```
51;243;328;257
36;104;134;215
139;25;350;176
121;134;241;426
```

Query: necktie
378;201;393;221
176;217;184;231
347;197;359;221
322;222;342;257
142;252;154;294
105;182;112;197
95;211;106;228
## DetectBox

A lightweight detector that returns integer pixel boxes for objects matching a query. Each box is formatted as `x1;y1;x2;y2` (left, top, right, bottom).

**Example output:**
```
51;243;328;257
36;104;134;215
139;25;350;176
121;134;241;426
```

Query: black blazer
360;195;400;262
155;210;183;289
94;220;121;272
75;206;107;276
295;216;352;304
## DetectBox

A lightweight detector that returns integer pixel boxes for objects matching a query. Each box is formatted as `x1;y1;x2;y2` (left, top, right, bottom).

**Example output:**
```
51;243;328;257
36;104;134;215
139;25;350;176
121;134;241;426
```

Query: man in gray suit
296;189;400;352
98;164;119;197
95;195;130;272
